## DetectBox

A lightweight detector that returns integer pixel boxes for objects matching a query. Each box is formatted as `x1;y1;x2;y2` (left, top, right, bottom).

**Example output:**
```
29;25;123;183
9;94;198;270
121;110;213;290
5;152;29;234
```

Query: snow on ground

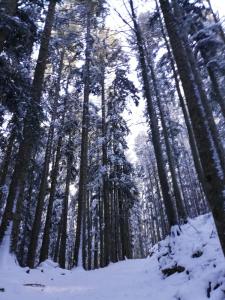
0;214;225;300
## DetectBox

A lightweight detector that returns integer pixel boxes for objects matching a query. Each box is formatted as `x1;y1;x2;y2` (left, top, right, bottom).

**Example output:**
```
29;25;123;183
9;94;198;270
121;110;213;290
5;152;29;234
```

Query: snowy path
1;214;225;300
0;257;164;300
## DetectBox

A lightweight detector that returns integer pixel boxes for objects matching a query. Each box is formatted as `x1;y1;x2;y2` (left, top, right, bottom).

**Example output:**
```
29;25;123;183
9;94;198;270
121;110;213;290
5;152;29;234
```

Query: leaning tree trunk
155;0;208;198
159;0;225;256
129;0;177;228
172;0;225;175
0;0;56;244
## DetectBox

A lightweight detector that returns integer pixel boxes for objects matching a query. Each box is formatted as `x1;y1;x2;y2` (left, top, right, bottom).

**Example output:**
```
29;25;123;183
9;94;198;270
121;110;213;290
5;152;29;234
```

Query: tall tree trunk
101;68;110;266
74;3;92;267
159;0;225;256
0;0;56;244
129;0;177;227
155;0;208;198
172;0;225;174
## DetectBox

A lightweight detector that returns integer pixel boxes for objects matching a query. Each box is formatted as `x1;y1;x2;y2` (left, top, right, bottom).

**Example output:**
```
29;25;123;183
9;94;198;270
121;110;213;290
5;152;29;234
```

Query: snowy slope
0;214;225;300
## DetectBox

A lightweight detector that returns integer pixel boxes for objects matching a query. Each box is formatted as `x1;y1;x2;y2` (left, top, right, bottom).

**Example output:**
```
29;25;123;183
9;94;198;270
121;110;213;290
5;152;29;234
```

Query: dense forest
0;0;225;282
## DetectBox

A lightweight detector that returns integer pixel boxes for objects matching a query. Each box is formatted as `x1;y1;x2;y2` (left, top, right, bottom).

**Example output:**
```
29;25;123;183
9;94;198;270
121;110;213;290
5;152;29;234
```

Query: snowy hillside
0;214;225;300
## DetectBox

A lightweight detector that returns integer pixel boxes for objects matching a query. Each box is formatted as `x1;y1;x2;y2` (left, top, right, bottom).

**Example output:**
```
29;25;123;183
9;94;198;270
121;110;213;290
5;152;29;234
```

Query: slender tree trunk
0;126;16;214
118;190;125;260
10;174;27;254
148;173;161;241
54;218;62;263
110;181;116;262
115;187;120;261
99;193;104;267
93;202;99;269
58;135;73;269
74;4;92;267
87;193;92;270
124;207;132;259
137;213;145;258
101;69;110;266
152;164;168;236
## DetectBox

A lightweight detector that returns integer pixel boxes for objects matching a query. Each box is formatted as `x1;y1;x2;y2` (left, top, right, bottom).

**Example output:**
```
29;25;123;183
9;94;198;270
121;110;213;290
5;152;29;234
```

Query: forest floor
0;214;225;300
